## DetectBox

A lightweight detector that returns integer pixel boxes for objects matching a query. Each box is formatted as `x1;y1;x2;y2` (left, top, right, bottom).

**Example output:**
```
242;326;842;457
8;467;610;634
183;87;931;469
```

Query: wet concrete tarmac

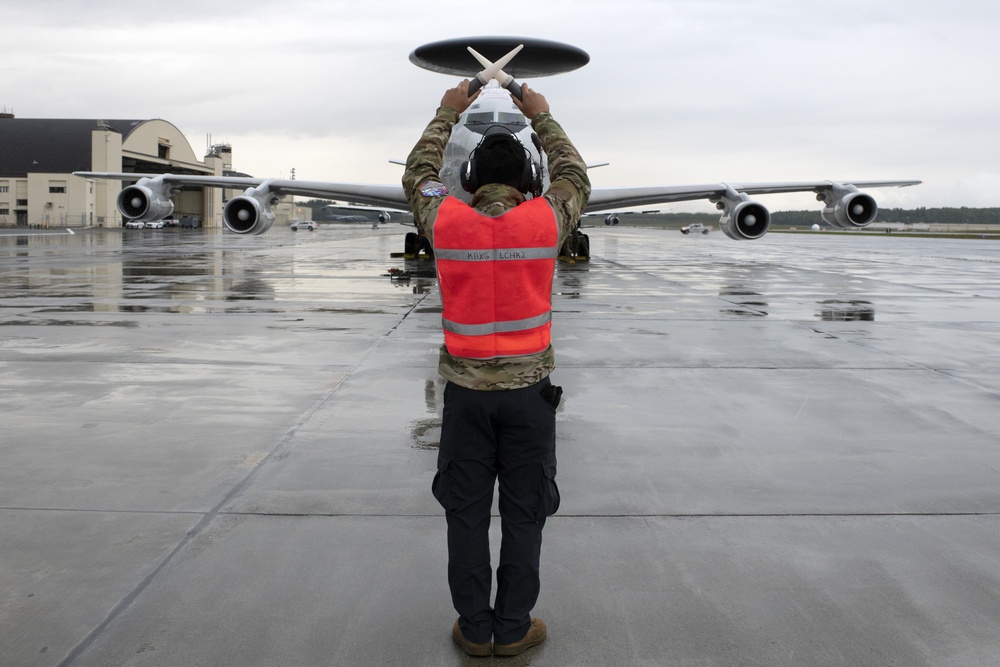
2;226;999;666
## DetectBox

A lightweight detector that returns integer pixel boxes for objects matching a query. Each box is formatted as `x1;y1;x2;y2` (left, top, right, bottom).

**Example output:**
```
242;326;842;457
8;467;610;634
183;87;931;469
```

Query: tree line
771;207;1000;226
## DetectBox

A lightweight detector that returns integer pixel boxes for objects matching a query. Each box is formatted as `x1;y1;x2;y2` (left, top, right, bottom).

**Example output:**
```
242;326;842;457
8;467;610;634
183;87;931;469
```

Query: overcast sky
4;0;997;212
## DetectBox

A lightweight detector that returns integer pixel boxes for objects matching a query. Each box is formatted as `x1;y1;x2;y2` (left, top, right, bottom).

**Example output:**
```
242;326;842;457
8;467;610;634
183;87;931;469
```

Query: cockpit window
497;112;527;128
463;111;529;136
465;113;495;127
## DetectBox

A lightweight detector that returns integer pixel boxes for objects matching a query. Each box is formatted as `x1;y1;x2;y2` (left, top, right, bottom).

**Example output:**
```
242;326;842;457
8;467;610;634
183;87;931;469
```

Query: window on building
0;208;9;215
0;186;9;193
16;199;27;206
49;186;67;193
158;144;170;160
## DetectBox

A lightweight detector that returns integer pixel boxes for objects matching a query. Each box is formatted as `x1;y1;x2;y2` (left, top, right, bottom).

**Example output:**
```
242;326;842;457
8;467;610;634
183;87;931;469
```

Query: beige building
0;114;229;229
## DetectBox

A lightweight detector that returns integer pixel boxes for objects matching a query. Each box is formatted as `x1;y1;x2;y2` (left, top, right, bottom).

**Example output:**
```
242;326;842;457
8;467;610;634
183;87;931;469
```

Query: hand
512;83;550;120
440;80;479;114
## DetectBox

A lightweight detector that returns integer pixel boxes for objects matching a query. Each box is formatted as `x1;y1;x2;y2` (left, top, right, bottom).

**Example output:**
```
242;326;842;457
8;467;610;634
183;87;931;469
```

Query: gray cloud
4;0;997;210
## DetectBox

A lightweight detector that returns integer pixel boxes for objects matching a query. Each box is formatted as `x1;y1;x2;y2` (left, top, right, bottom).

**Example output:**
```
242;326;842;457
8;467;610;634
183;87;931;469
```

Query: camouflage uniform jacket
402;106;591;391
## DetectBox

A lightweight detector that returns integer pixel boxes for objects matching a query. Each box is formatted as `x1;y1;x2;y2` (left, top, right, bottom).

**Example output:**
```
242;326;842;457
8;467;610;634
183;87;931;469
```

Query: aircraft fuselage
439;86;548;203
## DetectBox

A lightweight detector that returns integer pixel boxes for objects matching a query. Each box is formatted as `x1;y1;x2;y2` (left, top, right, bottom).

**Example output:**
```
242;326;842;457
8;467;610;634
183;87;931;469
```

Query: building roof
0;118;146;177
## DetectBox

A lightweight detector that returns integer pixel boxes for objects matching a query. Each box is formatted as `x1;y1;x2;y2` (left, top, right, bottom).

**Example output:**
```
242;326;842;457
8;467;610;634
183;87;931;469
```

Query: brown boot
452;619;492;657
493;617;547;657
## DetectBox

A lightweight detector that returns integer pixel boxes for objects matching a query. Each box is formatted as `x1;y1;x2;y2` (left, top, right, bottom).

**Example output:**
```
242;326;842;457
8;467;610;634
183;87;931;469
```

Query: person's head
461;128;540;195
474;133;528;191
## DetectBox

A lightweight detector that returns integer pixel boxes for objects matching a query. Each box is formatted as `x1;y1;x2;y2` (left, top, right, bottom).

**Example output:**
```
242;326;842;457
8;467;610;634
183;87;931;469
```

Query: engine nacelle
605;214;620;226
713;187;770;240
378;210;391;225
819;184;878;229
117;181;174;222
223;185;278;235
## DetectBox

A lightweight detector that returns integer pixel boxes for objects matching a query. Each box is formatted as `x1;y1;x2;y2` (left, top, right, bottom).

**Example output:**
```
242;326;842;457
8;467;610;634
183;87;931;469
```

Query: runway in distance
74;36;921;259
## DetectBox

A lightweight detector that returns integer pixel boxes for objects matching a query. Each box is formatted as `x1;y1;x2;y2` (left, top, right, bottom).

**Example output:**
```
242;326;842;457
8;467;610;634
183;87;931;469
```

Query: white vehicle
290;220;318;231
145;219;165;229
681;223;709;235
124;221;145;229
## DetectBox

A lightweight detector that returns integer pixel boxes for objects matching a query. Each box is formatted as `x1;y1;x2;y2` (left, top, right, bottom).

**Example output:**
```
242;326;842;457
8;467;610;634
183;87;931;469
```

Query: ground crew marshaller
402;80;590;657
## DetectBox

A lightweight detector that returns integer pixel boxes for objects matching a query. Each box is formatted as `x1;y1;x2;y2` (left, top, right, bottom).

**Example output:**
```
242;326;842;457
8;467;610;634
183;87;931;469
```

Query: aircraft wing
585;180;922;213
74;172;410;210
74;171;411;234
76;170;921;240
246;180;409;210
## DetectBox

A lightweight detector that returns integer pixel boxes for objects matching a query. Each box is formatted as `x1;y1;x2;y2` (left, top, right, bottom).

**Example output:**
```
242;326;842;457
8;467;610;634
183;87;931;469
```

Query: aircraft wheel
578;233;590;259
404;232;418;257
418;235;433;258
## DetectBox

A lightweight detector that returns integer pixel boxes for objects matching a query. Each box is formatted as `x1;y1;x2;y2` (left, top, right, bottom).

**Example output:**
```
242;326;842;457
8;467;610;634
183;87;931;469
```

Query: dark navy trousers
433;377;561;645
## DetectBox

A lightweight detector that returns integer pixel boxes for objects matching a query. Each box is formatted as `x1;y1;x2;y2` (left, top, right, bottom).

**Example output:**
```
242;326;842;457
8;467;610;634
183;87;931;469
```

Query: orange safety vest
433;196;559;359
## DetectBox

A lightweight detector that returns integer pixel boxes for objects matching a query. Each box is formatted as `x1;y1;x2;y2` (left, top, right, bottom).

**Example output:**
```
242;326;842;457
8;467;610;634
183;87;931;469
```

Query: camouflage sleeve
534;111;592;246
402;106;461;241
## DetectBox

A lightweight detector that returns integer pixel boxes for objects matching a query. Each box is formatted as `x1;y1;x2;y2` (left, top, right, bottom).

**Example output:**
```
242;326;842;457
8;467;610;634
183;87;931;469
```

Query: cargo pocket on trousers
432;460;456;513
537;460;561;519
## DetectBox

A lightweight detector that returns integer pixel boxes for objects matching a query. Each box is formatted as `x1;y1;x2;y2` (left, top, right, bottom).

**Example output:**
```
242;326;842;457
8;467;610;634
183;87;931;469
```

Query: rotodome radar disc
409;37;589;78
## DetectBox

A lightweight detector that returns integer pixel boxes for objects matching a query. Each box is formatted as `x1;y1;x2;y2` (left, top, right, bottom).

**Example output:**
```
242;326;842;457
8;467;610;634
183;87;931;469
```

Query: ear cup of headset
518;158;532;195
522;160;543;198
460;159;477;194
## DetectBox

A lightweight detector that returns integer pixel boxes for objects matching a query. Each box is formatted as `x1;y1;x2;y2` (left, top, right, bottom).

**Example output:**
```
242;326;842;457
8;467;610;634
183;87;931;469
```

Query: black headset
460;129;543;198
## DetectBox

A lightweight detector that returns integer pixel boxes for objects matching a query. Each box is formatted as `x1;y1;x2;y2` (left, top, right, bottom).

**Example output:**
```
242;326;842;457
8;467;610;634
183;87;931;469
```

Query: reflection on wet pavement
818;299;876;321
0;228;418;318
3;225;1000;666
4;227;999;327
410;378;445;450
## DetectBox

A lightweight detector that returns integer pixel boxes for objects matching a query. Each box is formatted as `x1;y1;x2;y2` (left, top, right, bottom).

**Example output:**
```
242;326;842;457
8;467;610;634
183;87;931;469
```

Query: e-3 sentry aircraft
74;37;920;259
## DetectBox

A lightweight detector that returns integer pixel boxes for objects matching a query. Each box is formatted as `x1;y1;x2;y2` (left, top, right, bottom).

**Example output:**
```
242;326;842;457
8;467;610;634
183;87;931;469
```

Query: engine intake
713;187;770;240
117;183;174;222
819;185;878;229
223;185;278;235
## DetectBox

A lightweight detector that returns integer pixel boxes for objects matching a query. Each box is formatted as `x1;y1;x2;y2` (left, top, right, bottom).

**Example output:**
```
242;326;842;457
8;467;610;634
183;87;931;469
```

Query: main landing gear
559;228;590;262
394;232;434;260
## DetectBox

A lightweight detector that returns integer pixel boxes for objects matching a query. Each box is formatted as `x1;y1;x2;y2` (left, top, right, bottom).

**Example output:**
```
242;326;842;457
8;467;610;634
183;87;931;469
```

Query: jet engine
378;211;392;225
223;183;278;235
604;214;620;226
818;184;878;229
117;178;175;222
713;187;770;240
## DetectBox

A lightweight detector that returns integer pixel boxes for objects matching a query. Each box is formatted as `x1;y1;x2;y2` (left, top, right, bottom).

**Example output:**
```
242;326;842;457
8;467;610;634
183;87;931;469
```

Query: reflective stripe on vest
434;247;559;262
433;196;559;359
442;311;552;336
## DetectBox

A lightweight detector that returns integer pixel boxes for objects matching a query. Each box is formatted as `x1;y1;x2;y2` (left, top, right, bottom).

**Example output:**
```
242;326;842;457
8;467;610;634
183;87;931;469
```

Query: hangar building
0;113;229;229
